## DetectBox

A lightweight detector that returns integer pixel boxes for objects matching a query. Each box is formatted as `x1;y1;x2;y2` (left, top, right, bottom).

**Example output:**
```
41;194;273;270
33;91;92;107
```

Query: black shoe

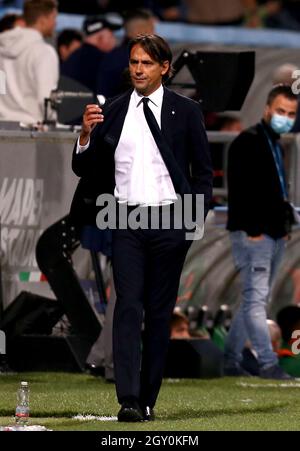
224;365;252;377
143;406;155;421
260;364;294;380
118;400;143;422
85;363;105;377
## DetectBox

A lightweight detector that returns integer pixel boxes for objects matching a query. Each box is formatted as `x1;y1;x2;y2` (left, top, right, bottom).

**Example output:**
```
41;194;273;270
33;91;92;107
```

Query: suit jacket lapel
161;87;177;148
102;87;175;150
159;87;192;194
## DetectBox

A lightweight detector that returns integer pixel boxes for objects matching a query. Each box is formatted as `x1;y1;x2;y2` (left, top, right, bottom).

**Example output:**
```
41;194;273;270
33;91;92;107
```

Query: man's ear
161;60;170;76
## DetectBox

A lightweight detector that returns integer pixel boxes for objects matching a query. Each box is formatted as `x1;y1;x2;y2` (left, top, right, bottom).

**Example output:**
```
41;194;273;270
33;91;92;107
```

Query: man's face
97;28;116;53
264;94;298;123
171;321;190;339
129;44;169;96
41;9;57;37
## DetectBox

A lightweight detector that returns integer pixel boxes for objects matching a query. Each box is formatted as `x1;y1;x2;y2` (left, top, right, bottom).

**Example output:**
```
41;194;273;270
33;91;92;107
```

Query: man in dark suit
71;34;212;421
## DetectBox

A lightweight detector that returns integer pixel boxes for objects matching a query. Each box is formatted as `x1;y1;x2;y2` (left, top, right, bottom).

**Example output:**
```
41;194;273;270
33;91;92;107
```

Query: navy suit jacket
70;87;213;227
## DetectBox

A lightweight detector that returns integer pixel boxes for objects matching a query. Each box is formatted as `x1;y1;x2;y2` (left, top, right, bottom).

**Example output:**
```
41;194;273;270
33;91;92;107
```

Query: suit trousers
112;206;192;408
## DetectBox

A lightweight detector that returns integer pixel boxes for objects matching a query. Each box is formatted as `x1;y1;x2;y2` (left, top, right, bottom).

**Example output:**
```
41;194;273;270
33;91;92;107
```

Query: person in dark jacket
61;14;122;95
224;84;298;380
56;28;83;63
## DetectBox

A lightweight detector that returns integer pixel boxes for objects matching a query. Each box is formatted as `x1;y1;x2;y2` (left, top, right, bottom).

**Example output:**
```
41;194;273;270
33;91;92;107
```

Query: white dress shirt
77;85;177;206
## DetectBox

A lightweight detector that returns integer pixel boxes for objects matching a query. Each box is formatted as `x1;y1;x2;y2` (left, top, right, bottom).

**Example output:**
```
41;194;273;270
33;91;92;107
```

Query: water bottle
15;381;30;425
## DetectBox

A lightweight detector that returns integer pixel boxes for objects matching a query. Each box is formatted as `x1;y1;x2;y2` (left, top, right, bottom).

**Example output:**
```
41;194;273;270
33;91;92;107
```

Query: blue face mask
270;113;295;134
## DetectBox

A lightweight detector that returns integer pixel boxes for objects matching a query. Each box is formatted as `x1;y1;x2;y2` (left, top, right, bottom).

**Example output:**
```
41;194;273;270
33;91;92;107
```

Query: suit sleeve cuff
76;137;90;154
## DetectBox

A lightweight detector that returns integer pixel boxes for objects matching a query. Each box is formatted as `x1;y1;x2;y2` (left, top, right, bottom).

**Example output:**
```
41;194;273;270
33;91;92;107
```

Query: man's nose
136;62;143;73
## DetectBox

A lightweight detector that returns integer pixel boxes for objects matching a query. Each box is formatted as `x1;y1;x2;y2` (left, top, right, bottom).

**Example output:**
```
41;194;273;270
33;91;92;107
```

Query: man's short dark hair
128;34;173;81
170;312;189;330
267;84;298;106
0;13;20;33
23;0;58;25
57;29;83;49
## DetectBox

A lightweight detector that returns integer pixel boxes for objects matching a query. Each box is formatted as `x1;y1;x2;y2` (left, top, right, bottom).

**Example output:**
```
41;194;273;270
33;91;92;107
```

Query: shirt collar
133;84;164;108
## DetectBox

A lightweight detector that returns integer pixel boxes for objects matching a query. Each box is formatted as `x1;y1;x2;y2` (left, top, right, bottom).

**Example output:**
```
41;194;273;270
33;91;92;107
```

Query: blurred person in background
184;0;249;25
0;13;25;32
61;14;122;95
57;0;113;15
57;0;183;21
123;8;155;40
98;8;155;97
245;1;300;30
170;311;210;339
272;63;299;86
170;311;191;339
146;0;183;21
270;63;300;133
0;0;58;124
263;0;300;29
0;0;24;7
56;28;83;63
224;85;298;380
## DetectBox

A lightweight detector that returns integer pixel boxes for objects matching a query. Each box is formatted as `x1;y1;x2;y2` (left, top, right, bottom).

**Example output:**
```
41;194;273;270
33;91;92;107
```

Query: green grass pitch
1;372;300;431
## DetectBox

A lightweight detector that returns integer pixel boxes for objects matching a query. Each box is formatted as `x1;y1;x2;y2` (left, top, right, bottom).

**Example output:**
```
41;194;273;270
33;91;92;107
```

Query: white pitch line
237;382;300;388
73;414;118;422
0;425;50;431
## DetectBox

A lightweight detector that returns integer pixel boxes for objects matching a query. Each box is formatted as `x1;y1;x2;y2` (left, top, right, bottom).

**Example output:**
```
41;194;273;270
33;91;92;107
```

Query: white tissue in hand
97;95;106;106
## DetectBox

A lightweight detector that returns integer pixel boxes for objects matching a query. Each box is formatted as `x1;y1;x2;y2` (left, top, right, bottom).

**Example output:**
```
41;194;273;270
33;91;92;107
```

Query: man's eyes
130;60;153;65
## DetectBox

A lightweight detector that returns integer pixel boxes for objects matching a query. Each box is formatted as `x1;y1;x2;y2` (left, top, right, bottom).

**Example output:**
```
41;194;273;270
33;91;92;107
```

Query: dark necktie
141;97;191;195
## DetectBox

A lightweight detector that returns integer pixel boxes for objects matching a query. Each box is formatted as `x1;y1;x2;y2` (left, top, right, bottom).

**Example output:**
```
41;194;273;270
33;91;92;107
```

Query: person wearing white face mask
224;84;298;380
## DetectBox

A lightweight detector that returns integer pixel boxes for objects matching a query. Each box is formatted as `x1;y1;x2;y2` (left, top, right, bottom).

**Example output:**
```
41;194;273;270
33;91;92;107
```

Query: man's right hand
79;104;104;146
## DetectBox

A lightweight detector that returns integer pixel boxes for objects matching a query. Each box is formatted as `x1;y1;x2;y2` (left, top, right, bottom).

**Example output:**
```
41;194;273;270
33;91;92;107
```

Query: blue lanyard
261;124;288;200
